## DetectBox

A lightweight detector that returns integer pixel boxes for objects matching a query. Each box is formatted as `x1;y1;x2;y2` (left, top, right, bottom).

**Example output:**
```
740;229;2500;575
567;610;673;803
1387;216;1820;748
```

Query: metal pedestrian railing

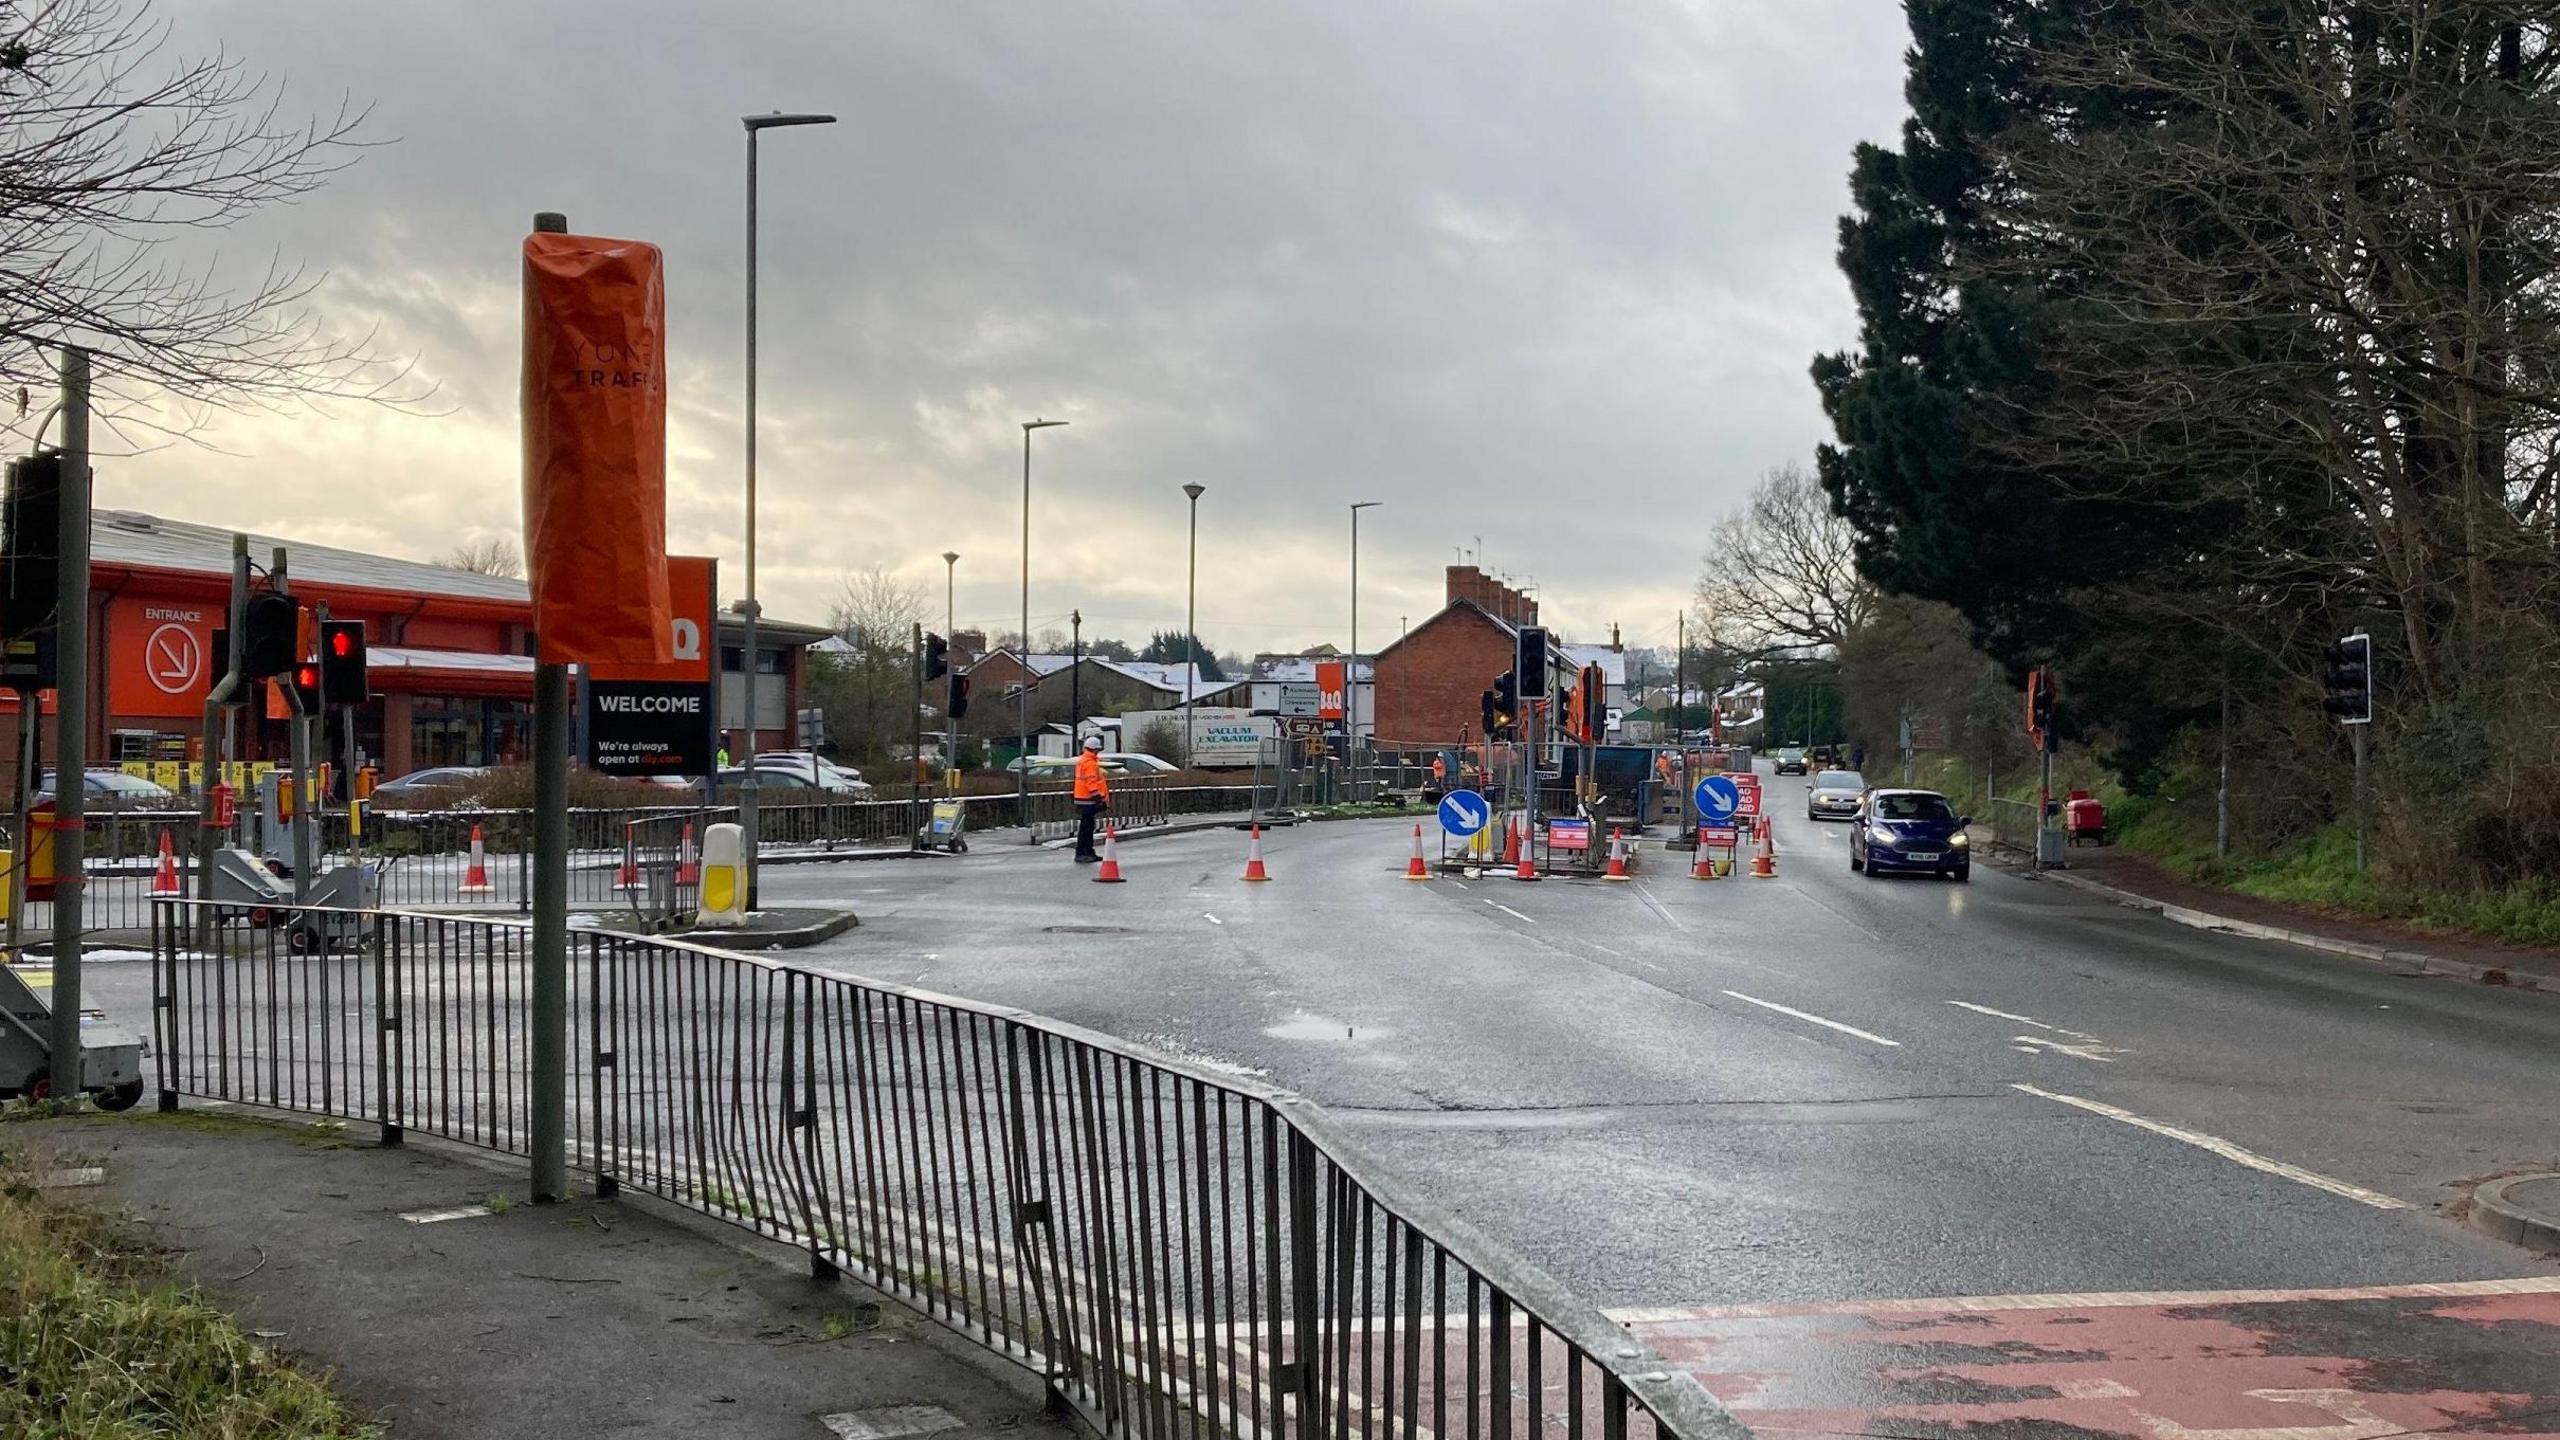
145;897;1741;1440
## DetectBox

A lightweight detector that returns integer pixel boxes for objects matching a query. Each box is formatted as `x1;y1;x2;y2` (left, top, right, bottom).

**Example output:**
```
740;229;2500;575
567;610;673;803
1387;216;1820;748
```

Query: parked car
749;755;872;795
1848;788;1971;882
1100;752;1177;774
715;766;822;791
1002;755;1133;776
758;750;861;782
1806;769;1867;821
1774;747;1809;776
370;766;491;801
35;770;180;807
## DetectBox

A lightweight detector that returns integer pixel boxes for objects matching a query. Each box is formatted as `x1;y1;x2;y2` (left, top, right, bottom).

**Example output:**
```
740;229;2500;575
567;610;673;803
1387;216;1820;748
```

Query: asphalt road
746;778;2560;1432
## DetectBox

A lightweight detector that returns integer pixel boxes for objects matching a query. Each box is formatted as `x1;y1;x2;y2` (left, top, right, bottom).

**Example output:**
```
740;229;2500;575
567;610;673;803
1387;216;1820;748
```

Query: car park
1806;769;1866;821
1848;788;1971;881
750;754;872;794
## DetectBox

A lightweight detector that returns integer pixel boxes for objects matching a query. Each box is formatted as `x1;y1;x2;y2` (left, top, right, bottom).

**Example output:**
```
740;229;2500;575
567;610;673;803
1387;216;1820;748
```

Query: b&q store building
1;510;823;780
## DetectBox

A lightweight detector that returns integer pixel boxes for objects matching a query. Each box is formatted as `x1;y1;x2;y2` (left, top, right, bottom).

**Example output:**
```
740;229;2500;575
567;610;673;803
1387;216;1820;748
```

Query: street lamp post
1019;418;1067;833
942;550;959;789
1350;500;1380;796
740;109;835;905
1182;483;1204;763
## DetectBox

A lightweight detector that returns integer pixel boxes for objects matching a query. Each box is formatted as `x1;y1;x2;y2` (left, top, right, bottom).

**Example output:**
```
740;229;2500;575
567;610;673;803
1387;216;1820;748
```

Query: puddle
1263;1013;1394;1043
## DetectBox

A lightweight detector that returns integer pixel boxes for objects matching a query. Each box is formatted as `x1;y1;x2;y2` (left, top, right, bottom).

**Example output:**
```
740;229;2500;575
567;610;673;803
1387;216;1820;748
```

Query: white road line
1720;990;1901;1048
1483;899;1537;924
2010;1083;2407;1210
1947;999;2101;1042
1608;1273;2560;1323
1202;913;1223;926
1630;881;1686;932
400;1204;493;1225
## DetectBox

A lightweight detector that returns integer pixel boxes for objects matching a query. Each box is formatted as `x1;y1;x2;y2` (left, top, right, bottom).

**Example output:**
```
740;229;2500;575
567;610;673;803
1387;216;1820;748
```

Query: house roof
1559;644;1626;686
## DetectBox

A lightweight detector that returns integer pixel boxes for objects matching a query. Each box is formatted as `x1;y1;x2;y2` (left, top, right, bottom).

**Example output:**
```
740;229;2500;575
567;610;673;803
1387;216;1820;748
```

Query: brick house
1372;567;1567;745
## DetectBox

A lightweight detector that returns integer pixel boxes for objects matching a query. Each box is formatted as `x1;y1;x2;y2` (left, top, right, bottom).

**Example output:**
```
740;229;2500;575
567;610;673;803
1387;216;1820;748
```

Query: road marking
1630;881;1685;932
1606;1273;2560;1322
400;1204;494;1225
1202;913;1223;926
820;1405;962;1440
1947;999;2100;1042
1720;990;1901;1048
2010;1083;2406;1210
1483;900;1537;924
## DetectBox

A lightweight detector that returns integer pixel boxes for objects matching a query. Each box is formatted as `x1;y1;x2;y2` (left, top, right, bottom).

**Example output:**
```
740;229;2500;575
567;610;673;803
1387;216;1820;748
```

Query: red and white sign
1547;818;1591;851
1730;772;1762;816
1315;660;1347;721
1700;824;1739;848
109;598;216;718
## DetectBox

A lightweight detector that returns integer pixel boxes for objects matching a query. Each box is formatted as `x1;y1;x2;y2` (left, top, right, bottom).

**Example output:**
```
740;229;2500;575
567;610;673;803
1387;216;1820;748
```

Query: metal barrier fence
146;898;1739;1440
1985;798;2041;856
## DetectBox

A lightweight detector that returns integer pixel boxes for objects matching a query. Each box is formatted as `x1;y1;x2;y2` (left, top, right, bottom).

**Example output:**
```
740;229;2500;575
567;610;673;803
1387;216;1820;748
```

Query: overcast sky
131;1;1912;658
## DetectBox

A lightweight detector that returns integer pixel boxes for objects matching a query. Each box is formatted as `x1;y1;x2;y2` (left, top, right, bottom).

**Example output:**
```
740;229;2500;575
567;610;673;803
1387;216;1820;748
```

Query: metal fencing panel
147;898;1741;1440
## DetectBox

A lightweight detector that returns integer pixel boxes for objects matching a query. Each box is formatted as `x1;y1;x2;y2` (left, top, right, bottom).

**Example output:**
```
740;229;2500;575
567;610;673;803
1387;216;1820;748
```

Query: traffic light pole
46;346;91;1089
911;622;925;837
195;537;249;952
282;564;313;907
2351;723;2367;873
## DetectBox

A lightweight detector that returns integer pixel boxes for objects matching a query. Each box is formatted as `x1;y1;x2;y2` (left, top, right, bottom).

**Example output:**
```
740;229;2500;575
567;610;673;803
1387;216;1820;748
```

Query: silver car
1807;769;1867;821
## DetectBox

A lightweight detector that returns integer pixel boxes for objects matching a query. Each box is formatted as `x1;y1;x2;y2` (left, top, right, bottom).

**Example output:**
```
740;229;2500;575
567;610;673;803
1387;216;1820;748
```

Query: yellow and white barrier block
696;822;747;927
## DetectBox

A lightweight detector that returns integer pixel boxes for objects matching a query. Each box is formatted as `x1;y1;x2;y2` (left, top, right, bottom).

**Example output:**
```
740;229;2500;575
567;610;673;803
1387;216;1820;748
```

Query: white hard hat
1083;735;1103;751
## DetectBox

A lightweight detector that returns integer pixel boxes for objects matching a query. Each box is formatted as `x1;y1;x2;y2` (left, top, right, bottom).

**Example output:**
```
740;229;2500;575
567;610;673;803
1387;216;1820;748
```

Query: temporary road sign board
1694;774;1739;821
1438;789;1491;838
1700;824;1739;848
1732;773;1762;816
1547;818;1591;851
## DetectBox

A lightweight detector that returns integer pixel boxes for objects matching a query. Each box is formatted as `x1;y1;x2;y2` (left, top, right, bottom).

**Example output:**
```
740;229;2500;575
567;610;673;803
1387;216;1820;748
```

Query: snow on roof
1558;644;1626;686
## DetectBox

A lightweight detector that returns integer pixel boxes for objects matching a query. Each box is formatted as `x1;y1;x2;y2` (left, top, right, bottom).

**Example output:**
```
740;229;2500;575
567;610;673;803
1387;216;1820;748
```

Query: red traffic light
296;664;320;688
330;630;353;657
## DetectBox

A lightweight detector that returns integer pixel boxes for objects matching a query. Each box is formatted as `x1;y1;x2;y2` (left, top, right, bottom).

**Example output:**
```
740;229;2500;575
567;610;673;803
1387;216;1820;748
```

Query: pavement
9;1108;1073;1440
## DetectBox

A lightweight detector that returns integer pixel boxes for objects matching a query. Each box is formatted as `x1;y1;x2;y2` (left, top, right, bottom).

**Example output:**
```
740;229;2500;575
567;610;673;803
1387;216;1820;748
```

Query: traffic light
1581;664;1607;741
947;672;972;719
1491;669;1518;739
1515;627;1550;699
2026;668;2055;738
924;632;950;682
241;592;299;679
2;451;62;642
288;659;323;714
2322;633;2373;725
319;620;368;706
1481;688;1498;737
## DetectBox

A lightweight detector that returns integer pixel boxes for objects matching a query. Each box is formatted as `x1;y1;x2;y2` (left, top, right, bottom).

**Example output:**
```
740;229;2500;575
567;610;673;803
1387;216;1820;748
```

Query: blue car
1849;788;1971;882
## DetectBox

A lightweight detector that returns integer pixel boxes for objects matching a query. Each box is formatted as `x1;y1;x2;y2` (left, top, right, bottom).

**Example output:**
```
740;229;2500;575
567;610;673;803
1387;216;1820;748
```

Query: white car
759;750;861;781
1100;752;1178;774
751;755;872;795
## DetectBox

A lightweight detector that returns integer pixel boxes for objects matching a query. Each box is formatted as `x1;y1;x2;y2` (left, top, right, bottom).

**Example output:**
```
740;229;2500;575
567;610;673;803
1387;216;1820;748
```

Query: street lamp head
942;551;960;566
1351;500;1381;512
1182;484;1206;501
744;112;838;130
1023;418;1068;432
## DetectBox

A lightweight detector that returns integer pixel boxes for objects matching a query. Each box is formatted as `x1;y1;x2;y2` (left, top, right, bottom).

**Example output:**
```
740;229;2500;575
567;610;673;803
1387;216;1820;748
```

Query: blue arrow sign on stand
1694;774;1740;822
1438;789;1491;837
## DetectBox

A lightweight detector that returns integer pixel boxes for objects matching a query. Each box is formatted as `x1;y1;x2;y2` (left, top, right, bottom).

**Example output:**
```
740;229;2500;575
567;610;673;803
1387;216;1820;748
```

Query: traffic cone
674;822;700;885
1241;825;1271;882
1692;841;1719;881
149;827;181;896
458;823;494;895
1514;825;1540;882
1750;819;1777;878
1503;815;1522;866
613;823;641;892
1603;828;1632;882
1404;823;1431;881
1093;826;1126;883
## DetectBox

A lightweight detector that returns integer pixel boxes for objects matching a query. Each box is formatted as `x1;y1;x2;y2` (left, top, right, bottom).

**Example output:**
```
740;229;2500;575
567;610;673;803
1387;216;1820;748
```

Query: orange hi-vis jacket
1074;751;1111;802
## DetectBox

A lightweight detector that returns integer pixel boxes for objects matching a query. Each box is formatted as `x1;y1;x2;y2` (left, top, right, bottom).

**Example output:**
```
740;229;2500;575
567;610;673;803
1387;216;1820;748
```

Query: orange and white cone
458;823;494;895
675;822;700;885
149;826;181;896
1404;823;1431;881
1503;815;1522;866
1692;841;1719;881
613;823;642;892
1603;827;1632;882
1514;825;1540;882
1093;826;1126;883
1750;819;1777;878
1241;824;1271;882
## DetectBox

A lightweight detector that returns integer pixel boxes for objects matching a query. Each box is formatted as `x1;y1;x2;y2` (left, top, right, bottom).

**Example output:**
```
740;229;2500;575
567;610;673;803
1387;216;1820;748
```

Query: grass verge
0;1134;379;1439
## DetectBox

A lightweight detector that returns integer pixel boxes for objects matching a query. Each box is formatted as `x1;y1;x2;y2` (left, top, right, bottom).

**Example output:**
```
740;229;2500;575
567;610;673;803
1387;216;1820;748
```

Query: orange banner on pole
521;230;673;667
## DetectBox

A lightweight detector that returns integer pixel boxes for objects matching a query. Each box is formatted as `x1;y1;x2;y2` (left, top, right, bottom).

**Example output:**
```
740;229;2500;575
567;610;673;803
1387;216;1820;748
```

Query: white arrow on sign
1446;796;1484;830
